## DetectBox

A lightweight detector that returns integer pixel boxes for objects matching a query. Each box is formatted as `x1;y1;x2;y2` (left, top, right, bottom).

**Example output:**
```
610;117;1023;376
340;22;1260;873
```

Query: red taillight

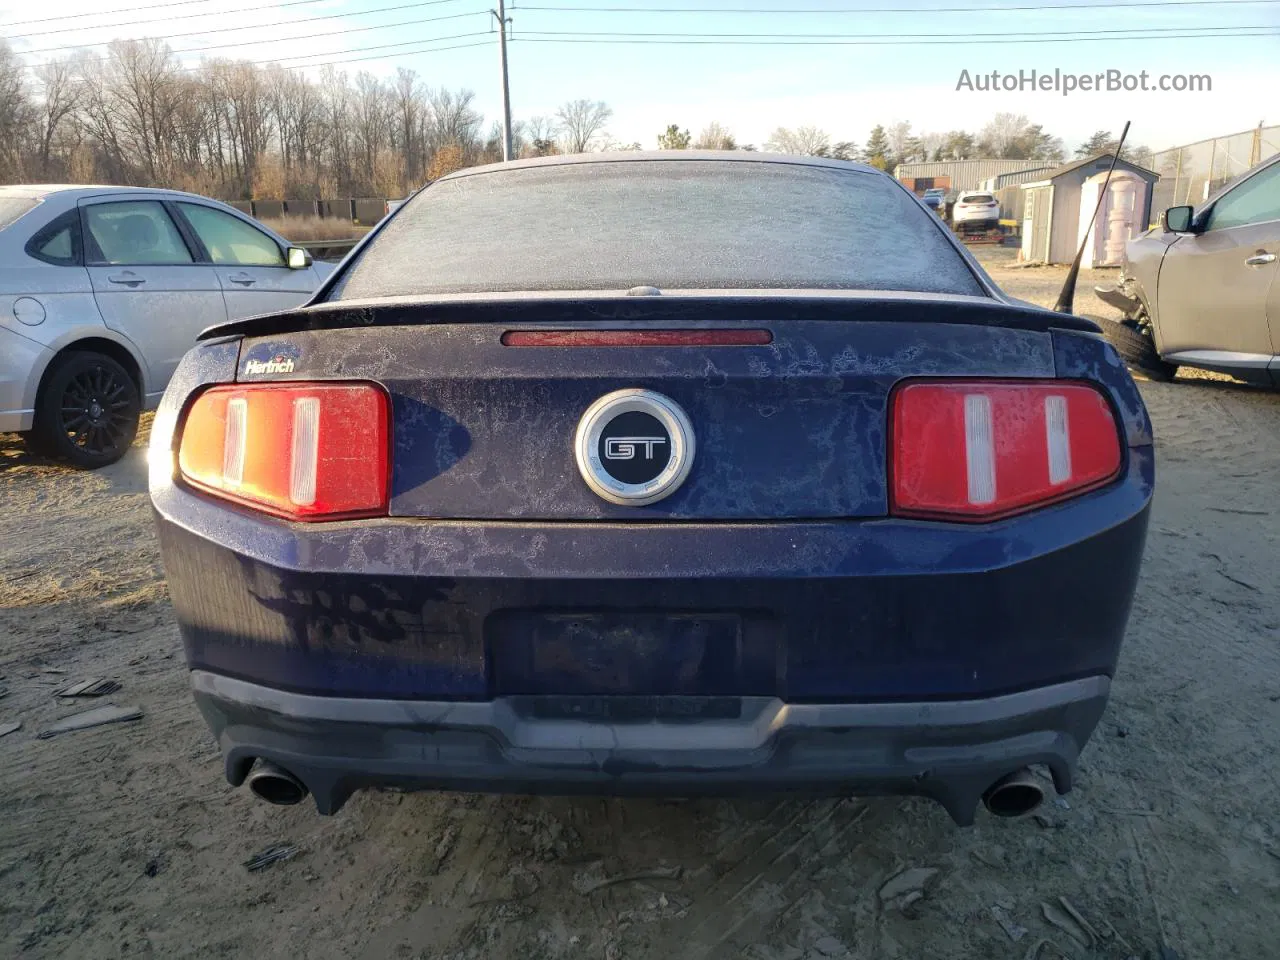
178;382;390;521
891;380;1122;521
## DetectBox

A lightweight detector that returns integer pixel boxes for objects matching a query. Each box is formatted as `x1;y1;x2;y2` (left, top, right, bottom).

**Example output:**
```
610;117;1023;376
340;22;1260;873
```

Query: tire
1089;315;1178;382
31;351;140;469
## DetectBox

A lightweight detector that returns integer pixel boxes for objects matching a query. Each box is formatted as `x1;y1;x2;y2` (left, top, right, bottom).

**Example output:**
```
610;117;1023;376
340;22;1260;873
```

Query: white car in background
951;191;1001;232
0;185;333;467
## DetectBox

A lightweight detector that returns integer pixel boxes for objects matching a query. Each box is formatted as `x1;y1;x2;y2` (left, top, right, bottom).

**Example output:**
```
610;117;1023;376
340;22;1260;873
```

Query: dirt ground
2;250;1278;959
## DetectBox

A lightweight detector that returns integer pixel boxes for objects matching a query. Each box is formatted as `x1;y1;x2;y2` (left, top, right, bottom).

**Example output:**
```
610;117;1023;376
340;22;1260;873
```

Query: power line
13;0;1268;35
519;0;1280;11
1;0;324;31
16;24;495;73
515;23;1277;38
512;27;1278;44
299;36;494;69
235;29;492;65
196;35;494;71
11;0;471;41
22;10;490;63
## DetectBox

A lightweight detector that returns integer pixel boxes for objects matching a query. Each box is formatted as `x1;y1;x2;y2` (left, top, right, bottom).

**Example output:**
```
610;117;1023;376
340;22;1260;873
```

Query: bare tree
978;112;1030;158
224;62;271;194
765;125;830;156
886;121;923;164
353;71;392;192
76;60;129;182
423;87;482;164
555;99;611;153
4;43;1097;209
916;130;947;162
693;122;736;150
391;68;423;187
938;130;976;161
168;73;214;192
524;115;559;156
319;66;354;193
525;115;558;143
101;40;187;183
263;66;297;176
32;58;81;178
0;41;32;179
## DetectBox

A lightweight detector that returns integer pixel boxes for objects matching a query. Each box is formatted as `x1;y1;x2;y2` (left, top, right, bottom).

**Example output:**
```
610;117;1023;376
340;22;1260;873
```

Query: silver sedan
0;185;334;466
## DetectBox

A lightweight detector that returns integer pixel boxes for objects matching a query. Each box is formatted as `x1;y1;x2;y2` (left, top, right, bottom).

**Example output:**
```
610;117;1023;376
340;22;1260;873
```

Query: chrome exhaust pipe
982;768;1046;819
246;759;309;806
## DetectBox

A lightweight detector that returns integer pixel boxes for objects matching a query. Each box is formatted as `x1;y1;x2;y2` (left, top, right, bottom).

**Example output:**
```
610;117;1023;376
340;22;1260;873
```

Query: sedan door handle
1245;252;1277;266
107;273;145;287
227;273;257;286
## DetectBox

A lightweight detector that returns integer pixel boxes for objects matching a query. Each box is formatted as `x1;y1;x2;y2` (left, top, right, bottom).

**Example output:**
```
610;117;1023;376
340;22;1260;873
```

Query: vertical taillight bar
289;397;321;507
1044;395;1072;485
222;397;247;489
962;394;996;507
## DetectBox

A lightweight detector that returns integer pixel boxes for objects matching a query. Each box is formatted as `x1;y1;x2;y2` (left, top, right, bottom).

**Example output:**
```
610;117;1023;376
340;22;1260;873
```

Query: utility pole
492;0;513;161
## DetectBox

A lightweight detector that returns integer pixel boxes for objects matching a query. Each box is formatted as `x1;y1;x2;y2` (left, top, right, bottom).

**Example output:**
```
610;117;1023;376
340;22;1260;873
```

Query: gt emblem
604;436;667;461
575;389;696;506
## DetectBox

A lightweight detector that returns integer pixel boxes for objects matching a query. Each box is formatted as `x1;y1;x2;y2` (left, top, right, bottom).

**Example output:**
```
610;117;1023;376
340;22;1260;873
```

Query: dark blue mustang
149;153;1152;825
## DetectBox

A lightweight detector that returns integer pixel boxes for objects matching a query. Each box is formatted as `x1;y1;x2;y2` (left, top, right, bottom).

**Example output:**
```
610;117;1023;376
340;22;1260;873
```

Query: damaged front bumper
1093;274;1144;318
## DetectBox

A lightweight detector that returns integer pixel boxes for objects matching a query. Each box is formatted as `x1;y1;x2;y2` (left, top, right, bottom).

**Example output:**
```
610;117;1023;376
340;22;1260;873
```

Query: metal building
978;168;1055;224
895;160;1049;199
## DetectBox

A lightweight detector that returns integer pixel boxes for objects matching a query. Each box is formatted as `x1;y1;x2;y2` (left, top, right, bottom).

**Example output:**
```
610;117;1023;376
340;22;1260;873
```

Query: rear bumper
196;670;1109;825
954;217;999;230
155;466;1152;703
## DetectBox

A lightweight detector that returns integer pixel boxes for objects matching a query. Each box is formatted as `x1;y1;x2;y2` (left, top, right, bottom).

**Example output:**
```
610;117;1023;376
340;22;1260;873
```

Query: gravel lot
2;249;1278;959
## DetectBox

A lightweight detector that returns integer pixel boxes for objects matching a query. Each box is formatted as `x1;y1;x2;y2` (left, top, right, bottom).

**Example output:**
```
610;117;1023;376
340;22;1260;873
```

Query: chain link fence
1151;124;1279;216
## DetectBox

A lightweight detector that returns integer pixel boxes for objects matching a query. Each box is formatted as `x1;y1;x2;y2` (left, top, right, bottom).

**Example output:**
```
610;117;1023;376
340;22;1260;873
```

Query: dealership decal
244;355;296;375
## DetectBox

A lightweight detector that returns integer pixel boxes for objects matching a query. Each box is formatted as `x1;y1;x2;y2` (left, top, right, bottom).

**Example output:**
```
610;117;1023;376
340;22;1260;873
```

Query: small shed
1019;154;1159;264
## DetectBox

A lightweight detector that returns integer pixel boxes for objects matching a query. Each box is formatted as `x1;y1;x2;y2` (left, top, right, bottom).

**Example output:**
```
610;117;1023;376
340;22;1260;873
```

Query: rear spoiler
200;296;1101;342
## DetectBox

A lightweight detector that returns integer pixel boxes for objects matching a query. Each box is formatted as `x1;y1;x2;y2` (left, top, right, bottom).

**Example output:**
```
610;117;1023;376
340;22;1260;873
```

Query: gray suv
1096;153;1280;384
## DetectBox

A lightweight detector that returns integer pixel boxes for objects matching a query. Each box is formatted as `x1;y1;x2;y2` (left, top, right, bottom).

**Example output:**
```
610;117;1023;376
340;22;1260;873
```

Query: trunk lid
233;296;1066;521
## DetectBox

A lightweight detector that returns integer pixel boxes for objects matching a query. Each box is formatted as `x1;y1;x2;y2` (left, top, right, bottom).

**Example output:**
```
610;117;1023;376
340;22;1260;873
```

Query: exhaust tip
246;759;309;806
982;768;1046;819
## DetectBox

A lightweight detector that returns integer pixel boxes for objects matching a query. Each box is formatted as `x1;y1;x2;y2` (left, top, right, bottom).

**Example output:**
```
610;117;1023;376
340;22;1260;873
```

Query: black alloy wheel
31;352;141;468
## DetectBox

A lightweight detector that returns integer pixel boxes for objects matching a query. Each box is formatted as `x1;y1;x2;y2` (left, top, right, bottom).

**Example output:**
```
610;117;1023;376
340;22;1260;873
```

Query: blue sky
5;0;1278;152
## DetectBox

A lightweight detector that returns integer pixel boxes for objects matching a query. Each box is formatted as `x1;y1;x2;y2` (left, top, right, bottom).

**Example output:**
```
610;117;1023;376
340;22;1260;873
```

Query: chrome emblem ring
574;389;696;506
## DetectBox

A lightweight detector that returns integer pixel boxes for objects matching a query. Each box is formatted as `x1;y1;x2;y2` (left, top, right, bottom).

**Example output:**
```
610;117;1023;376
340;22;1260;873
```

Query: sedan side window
1205;164;1280;231
26;210;81;265
85;201;194;265
178;203;285;267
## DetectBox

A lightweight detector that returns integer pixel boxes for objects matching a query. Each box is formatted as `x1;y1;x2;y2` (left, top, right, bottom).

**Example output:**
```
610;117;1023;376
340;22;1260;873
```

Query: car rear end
953;191;1001;232
921;188;947;213
150;155;1152;825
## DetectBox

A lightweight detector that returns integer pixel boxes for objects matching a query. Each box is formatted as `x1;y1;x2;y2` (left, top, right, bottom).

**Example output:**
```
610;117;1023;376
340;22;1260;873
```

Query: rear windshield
961;194;995;204
332;160;984;300
0;197;39;231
